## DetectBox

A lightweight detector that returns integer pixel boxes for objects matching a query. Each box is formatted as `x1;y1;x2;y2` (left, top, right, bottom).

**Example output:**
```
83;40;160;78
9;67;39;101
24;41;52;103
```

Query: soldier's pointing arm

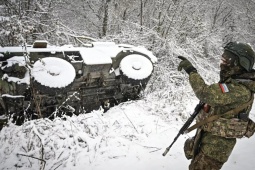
188;72;251;107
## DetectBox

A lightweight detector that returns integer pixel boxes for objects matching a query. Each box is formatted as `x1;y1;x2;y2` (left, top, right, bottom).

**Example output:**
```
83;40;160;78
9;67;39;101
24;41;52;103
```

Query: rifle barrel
162;101;204;156
162;133;181;156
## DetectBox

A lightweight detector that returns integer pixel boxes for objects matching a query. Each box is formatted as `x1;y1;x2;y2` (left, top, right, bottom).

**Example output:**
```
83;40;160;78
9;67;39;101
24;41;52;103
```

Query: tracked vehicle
0;40;157;124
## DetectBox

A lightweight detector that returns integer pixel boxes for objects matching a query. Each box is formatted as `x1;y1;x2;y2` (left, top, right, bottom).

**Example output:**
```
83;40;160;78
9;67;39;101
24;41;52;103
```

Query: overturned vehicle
0;40;157;125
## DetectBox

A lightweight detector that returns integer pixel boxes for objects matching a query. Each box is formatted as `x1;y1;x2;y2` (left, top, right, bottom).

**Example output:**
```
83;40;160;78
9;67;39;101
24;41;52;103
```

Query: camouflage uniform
178;42;255;170
188;72;253;170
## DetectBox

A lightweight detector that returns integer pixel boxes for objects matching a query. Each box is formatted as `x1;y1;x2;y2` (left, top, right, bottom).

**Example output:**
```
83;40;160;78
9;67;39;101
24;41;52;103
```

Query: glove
178;56;197;74
244;119;255;138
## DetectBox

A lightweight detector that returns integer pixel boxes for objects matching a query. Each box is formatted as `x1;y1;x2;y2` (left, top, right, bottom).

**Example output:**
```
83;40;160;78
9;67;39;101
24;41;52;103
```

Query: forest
1;0;255;50
1;1;255;169
0;0;255;109
0;0;254;88
1;0;255;112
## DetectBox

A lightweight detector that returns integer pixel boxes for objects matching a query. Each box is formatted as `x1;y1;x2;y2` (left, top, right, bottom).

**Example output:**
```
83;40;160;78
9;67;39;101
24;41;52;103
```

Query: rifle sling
185;96;254;133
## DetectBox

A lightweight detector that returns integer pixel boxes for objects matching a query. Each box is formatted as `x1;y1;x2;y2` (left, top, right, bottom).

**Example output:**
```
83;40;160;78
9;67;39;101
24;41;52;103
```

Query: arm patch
219;83;229;93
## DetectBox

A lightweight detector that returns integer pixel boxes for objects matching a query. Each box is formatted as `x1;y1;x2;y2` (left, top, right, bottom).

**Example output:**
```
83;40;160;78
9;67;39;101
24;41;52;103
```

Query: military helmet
224;42;255;71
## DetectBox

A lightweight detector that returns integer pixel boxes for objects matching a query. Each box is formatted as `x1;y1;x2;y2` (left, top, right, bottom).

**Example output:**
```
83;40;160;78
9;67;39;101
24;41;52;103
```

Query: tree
0;0;60;46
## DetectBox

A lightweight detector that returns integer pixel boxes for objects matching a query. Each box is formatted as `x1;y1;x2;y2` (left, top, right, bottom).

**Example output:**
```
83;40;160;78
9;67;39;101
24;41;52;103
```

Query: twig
54;163;62;170
142;145;161;149
48;92;79;118
149;148;161;153
17;153;46;170
135;142;161;153
33;127;45;170
122;110;139;133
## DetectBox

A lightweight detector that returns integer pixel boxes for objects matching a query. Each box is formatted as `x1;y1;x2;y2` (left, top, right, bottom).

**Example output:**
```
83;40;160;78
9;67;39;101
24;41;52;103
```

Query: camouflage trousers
189;132;236;170
189;151;223;170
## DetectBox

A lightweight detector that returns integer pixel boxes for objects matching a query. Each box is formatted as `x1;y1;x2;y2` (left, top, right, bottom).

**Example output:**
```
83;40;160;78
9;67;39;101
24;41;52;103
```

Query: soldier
178;42;255;170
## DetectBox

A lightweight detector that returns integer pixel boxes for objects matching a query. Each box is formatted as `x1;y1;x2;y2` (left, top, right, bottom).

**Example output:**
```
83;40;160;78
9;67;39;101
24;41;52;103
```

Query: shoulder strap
185;95;254;133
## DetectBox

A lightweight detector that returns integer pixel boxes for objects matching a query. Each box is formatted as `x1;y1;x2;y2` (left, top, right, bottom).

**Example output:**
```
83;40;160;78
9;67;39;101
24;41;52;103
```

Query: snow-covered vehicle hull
0;41;157;125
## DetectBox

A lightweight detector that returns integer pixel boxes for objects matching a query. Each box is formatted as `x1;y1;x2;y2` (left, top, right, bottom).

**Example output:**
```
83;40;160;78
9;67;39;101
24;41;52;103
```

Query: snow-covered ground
0;40;254;169
0;98;254;170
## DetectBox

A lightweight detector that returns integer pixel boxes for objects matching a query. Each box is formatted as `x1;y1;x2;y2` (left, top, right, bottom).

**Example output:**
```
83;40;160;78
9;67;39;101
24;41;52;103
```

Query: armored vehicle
0;40;157;124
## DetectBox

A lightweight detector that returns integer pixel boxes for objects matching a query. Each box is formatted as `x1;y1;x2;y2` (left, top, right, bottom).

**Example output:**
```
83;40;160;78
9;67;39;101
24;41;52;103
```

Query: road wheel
120;54;153;86
31;57;76;95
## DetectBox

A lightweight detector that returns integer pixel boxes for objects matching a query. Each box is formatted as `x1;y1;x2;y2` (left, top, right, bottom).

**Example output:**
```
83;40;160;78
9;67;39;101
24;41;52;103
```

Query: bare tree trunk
102;0;111;37
140;0;143;31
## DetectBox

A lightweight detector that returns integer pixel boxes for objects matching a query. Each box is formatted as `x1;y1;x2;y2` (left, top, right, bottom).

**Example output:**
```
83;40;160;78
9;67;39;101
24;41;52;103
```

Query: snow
1;94;24;98
31;57;76;88
0;100;187;170
129;46;158;64
92;42;116;47
0;16;9;22
0;42;254;170
80;48;113;65
3;73;30;85
0;42;157;66
1;56;30;85
0;99;254;170
3;56;26;67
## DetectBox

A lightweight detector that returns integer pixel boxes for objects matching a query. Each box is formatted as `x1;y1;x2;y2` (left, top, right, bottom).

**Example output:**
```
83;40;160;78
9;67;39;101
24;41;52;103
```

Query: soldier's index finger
178;56;186;60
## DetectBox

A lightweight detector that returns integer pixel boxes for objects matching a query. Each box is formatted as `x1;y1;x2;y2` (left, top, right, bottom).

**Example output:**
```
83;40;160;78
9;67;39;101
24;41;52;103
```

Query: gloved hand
178;56;197;74
244;119;255;138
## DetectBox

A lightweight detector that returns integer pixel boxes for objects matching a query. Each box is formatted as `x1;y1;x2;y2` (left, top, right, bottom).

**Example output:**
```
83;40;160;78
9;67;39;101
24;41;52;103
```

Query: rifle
162;101;205;156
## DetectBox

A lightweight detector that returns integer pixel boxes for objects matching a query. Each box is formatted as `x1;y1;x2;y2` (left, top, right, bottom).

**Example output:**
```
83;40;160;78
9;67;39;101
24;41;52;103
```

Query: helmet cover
224;42;255;71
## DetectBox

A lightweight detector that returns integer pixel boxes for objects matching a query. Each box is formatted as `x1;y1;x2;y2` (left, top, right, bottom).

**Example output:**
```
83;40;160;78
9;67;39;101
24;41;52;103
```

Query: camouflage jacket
187;71;255;161
189;72;254;116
